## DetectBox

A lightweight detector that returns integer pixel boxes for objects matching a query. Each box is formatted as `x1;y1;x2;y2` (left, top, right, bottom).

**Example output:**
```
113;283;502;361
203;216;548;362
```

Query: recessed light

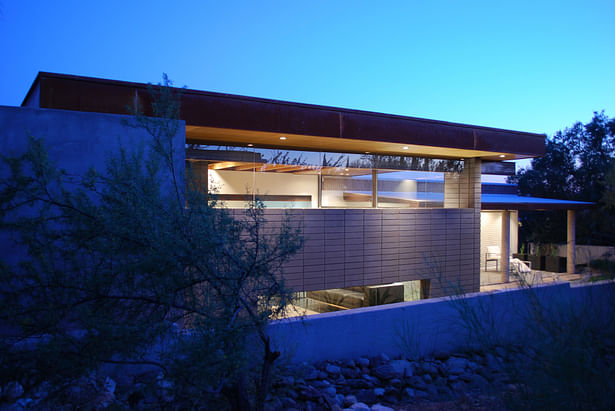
403;146;409;150
345;168;349;171
279;136;287;140
365;151;370;154
247;143;253;147
499;154;506;158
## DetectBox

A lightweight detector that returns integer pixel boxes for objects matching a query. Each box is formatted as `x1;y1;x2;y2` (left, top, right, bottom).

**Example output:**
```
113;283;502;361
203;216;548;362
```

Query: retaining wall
267;281;615;363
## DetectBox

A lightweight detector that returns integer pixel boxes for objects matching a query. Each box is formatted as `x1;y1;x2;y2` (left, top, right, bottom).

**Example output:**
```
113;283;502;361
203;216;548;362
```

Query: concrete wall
0;105;186;266
267;280;615;363
556;244;615;264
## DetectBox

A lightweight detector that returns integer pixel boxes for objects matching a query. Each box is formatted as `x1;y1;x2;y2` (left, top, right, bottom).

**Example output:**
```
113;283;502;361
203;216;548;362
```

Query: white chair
485;245;500;271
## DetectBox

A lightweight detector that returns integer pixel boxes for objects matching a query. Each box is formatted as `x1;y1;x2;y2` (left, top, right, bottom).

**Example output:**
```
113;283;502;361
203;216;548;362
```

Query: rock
342;394;358;407
373;387;385;397
342;367;362;379
427;384;438;396
357;357;370;368
458;372;473;382
470;374;489;389
281;396;297;408
446;356;469;375
423;373;433;383
355;388;378;404
373;364;399;380
362;374;380;385
389;359;413;377
350;402;371;411
305;367;320;380
404;387;415;397
421;361;439;376
345;378;373;389
408;376;428;390
326;364;342;376
311;379;331;388
324;385;337;397
450;380;467;392
299;385;321;401
437;385;452;396
319;371;329;379
335;393;345;405
281;375;295;386
467;360;480;372
264;397;282;411
343;359;357;368
372;404;394;411
104;377;116;394
389;378;402;386
414;389;429;398
485;353;503;371
476;366;494;381
384;394;399;404
4;381;24;401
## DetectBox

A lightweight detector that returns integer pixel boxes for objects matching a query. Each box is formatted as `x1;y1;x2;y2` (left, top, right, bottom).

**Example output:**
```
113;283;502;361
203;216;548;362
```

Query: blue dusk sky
1;0;614;170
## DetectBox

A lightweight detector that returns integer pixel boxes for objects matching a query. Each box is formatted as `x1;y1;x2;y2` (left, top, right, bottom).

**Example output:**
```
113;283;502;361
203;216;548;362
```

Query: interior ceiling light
499;154;506;158
247;143;253;147
345;168;349;171
403;146;409;150
365;151;370;154
279;136;287;140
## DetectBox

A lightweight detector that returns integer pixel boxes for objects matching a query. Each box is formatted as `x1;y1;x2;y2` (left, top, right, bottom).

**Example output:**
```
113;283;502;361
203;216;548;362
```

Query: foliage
0;77;303;409
503;285;615;410
510;111;615;245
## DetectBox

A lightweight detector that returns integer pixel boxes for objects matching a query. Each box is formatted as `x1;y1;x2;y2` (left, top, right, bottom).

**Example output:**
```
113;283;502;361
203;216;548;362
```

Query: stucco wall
0;105;186;266
267;281;615;363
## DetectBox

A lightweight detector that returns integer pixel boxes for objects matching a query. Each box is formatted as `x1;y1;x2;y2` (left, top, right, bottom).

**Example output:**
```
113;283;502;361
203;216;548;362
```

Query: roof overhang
23;72;546;160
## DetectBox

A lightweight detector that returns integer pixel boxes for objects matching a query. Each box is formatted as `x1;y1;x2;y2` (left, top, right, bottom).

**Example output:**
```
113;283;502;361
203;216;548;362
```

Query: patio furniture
511;258;542;285
485;246;500;271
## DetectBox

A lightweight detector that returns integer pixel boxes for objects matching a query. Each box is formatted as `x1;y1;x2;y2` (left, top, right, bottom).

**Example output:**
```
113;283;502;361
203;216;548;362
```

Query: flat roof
22;72;546;160
481;194;594;211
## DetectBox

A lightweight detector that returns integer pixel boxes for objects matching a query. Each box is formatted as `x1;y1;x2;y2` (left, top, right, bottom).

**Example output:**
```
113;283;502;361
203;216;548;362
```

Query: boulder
389;359;414;377
326;364;342;376
373;364;399;380
349;402;371;411
445;356;469;375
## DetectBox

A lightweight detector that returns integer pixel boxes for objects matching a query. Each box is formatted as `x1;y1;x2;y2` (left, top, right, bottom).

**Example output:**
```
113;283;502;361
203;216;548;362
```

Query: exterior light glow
365;151;370;154
499;154;506;158
279;136;287;140
403;146;409;150
247;143;253;147
345;168;349;171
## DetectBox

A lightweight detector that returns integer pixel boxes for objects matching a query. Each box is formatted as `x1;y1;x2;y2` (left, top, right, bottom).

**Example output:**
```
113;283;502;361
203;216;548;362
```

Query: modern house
0;72;592;313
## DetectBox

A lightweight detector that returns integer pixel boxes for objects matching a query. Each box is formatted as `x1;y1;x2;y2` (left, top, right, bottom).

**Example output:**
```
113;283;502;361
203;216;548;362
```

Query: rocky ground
3;343;610;410
0;347;519;410
265;348;521;411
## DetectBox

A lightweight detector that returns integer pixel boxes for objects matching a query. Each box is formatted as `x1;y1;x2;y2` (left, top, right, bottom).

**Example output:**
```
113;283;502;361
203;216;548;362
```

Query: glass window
186;145;465;209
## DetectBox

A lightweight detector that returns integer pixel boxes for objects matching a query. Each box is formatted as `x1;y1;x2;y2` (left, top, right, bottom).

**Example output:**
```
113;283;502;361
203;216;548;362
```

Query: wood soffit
25;72;546;160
